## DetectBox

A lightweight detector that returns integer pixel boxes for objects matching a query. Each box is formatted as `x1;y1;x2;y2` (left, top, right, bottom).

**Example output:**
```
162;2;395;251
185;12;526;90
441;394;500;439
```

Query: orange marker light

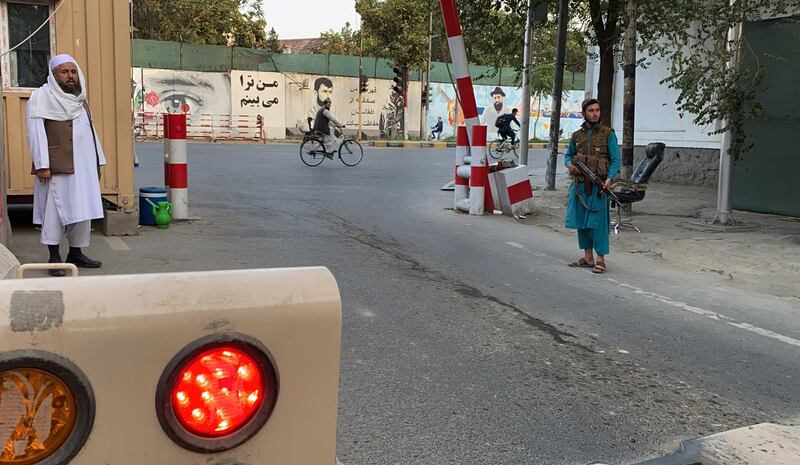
0;368;77;465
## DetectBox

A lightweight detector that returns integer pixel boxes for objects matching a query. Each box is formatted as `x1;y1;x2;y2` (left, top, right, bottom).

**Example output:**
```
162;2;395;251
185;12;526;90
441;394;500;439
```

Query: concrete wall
633;146;718;187
585;47;721;150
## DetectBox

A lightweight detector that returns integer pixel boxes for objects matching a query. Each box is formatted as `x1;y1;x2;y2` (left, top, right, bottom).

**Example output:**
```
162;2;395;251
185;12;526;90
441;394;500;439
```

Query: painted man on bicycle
313;98;345;157
495;108;520;146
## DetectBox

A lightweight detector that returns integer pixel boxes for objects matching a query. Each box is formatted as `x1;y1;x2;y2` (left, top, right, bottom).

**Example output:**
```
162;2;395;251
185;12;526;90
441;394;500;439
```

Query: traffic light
392;66;404;95
422;85;432;105
359;74;368;94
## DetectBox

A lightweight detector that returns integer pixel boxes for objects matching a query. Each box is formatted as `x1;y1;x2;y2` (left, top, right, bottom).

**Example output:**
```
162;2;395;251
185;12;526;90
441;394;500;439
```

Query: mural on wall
131;67;429;139
427;83;586;140
284;74;420;137
132;68;232;137
230;71;287;139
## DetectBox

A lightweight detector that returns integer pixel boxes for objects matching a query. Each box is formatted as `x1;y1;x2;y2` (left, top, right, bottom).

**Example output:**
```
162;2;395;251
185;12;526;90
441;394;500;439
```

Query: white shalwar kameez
26;105;106;246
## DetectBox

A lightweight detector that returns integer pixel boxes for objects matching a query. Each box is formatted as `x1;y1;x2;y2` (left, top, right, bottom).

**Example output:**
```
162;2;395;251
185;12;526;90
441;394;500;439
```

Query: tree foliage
314;22;362;55
636;0;796;158
568;0;795;156
132;0;280;51
355;0;431;69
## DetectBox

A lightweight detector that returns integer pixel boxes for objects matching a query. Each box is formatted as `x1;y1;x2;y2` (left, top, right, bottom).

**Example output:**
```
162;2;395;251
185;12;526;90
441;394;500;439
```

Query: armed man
564;99;620;274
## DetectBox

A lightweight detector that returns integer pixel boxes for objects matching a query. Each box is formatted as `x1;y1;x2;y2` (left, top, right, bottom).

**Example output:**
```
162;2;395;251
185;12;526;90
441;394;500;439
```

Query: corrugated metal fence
132;39;585;90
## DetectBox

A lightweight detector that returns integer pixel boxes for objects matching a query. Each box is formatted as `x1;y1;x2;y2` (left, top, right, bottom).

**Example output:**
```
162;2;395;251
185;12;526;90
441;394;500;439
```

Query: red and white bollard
469;125;493;215
454;125;470;212
439;0;480;145
165;113;188;220
163;114;171;190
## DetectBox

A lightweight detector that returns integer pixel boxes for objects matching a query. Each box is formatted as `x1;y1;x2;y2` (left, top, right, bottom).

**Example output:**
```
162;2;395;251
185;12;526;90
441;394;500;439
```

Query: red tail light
156;334;278;452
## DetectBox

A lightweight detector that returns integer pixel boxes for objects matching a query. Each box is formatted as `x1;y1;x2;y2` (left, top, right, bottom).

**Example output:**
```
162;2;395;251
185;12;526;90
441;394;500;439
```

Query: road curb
632;423;800;465
364;141;568;149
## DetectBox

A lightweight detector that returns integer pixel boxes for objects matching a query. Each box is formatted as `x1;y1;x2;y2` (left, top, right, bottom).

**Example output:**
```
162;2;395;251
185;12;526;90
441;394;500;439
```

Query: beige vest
571;124;613;181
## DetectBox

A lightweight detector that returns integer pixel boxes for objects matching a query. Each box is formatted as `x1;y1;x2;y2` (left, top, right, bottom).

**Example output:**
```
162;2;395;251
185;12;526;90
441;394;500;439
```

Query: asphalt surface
9;142;799;465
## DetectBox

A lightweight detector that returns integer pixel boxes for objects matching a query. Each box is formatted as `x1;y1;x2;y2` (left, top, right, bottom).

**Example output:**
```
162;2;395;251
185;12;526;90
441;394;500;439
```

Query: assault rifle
572;160;621;205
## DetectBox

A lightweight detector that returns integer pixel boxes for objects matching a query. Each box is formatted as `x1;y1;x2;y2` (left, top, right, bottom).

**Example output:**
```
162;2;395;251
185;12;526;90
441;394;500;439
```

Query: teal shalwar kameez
564;126;621;256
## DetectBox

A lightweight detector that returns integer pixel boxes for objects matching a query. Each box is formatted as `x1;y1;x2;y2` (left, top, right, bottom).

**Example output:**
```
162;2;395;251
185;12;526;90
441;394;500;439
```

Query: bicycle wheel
488;140;502;160
510;141;518;159
339;139;364;166
300;138;326;166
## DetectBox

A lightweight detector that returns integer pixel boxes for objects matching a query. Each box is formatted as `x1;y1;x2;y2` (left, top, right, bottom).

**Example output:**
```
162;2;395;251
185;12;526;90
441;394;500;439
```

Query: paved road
10;142;799;464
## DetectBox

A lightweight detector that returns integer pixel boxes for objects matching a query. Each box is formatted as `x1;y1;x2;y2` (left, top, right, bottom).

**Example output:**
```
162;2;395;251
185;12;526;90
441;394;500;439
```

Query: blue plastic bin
139;187;168;226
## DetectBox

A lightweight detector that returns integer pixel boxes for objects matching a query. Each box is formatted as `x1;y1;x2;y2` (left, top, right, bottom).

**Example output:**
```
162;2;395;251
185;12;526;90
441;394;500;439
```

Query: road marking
506;241;525;249
103;236;131;251
609;278;800;348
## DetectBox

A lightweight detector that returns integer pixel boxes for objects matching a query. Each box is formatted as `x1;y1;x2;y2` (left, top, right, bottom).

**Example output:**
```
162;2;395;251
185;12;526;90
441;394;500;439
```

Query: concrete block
0;244;20;279
103;208;140;236
433;142;448;149
494;165;535;217
373;140;388;147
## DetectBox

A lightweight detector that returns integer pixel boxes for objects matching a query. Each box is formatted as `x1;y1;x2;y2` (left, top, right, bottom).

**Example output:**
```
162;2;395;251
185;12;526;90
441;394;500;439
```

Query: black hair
511;108;519;114
314;77;333;91
581;98;601;113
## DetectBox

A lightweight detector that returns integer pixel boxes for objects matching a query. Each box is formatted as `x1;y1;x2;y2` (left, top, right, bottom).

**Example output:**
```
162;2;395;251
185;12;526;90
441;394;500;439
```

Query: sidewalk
525;168;800;301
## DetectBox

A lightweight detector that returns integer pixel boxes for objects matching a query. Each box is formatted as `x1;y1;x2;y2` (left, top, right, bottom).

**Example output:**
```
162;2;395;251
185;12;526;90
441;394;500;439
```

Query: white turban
49;53;76;70
27;53;87;121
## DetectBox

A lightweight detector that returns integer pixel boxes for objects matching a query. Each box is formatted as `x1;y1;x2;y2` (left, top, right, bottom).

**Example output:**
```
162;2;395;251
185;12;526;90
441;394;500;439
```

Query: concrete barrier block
0;244;20;279
103;209;140;236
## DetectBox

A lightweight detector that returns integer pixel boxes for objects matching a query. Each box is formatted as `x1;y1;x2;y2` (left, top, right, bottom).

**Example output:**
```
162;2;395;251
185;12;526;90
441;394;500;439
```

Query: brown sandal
592;262;607;274
568;258;594;268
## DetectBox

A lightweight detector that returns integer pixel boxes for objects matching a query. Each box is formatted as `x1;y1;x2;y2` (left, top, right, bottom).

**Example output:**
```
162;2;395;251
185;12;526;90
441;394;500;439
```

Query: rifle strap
576;188;606;213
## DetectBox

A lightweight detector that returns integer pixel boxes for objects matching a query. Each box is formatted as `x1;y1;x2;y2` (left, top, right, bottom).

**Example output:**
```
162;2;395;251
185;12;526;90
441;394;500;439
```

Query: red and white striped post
166;113;189;220
469;125;493;215
163;114;171;191
439;0;481;145
454;125;470;211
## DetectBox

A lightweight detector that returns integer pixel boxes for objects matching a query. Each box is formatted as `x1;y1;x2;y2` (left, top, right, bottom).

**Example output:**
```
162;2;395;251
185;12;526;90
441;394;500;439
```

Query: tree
356;0;430;69
636;0;795;158
314;22;364;56
132;0;280;51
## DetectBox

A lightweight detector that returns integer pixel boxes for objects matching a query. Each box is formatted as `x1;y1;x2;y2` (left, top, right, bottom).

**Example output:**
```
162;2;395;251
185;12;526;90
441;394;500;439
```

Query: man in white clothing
312;98;345;156
26;54;106;277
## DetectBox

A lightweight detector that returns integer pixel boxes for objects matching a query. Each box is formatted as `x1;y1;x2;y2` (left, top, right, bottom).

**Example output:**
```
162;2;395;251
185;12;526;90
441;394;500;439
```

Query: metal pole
420;8;433;140
518;0;535;166
713;12;743;225
358;15;364;142
546;0;569;190
358;69;363;142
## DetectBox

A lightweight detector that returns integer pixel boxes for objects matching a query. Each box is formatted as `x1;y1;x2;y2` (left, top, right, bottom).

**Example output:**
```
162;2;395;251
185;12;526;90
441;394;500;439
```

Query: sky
263;0;360;39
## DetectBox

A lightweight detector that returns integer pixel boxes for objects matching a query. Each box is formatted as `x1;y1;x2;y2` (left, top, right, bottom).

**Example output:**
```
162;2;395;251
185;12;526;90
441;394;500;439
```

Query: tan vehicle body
0;267;341;464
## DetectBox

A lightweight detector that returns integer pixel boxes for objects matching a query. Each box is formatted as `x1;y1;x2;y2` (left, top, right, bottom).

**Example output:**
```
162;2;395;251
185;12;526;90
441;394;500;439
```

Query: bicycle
299;128;364;167
133;122;147;142
488;131;519;160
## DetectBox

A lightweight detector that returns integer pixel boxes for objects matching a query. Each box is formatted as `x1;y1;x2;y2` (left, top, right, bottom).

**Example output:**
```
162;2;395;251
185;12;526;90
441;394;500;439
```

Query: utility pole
546;0;569;190
419;8;433;140
621;0;637;181
518;0;535;166
358;34;364;142
713;3;744;226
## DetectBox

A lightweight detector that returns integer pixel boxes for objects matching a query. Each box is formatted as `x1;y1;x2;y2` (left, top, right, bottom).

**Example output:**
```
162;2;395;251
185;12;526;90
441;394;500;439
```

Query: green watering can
145;198;173;229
